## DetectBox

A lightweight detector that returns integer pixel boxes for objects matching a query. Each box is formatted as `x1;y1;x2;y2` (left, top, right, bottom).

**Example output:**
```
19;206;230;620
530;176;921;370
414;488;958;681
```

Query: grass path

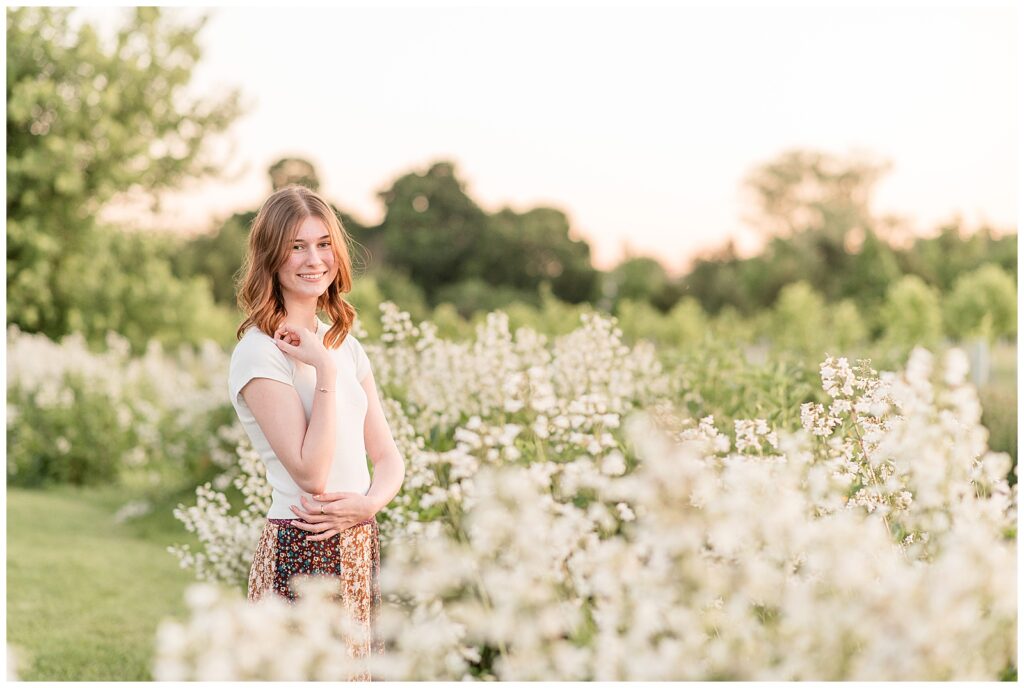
7;482;206;681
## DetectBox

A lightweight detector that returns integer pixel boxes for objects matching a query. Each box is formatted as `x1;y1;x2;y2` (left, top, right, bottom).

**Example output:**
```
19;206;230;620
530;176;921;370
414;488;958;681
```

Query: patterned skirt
247;516;385;680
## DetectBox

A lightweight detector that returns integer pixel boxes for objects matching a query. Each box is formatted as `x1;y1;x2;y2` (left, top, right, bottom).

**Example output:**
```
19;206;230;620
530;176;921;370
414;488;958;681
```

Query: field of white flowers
144;303;1017;681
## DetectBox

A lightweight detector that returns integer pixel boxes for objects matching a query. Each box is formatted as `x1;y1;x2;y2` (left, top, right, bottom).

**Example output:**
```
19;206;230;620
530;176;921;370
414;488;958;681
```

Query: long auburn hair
235;185;358;349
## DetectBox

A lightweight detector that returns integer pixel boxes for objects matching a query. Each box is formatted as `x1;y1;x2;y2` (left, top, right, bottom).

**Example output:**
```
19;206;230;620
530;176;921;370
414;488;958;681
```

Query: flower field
7;304;1018;680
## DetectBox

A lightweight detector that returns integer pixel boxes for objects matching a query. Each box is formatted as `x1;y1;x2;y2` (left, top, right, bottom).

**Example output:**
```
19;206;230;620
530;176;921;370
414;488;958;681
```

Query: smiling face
276;215;338;304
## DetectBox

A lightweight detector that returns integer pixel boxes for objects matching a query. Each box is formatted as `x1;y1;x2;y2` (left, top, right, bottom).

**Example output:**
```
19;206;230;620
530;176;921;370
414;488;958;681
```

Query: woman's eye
319;242;331;248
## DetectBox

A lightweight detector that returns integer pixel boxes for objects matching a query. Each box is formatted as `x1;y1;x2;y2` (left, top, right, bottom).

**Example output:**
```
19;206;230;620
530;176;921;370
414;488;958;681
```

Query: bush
767;281;829;355
7;374;132;486
879;275;944;351
829;298;869;351
499;282;595;337
6;326;237;489
61;226;238;355
944;264;1017;342
435;278;539;319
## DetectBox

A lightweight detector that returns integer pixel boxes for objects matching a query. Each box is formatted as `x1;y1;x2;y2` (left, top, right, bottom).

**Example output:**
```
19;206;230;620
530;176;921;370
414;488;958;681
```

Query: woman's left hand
289;492;377;541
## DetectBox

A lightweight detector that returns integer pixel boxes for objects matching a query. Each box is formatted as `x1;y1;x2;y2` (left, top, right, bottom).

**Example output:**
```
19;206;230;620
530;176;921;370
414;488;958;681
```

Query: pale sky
79;3;1016;277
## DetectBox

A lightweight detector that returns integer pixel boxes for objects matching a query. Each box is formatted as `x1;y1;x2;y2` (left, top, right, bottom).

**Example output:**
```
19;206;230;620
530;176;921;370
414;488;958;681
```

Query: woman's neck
282;298;319;332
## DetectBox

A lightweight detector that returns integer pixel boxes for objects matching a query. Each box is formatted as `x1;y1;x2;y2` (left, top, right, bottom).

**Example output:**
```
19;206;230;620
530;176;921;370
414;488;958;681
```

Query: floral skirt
247;516;384;680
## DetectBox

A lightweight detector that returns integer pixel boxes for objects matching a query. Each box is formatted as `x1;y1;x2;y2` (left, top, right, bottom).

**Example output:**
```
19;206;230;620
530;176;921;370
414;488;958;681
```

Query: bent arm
360;370;406;512
241;359;338;495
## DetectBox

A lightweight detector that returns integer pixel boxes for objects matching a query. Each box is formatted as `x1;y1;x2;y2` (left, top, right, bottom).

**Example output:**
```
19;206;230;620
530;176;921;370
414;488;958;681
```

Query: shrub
879;274;944;351
944;263;1017;342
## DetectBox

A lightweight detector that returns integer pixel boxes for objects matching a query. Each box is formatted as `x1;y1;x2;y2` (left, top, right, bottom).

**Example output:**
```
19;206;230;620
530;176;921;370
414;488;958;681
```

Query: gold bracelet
317;387;335;393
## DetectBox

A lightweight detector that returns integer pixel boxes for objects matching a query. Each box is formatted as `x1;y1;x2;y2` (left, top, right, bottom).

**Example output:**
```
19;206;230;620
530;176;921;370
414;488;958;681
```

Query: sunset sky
79;3;1016;277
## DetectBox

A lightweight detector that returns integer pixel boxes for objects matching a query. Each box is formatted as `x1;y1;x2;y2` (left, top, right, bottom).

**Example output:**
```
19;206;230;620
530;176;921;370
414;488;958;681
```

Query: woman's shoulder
231;326;289;364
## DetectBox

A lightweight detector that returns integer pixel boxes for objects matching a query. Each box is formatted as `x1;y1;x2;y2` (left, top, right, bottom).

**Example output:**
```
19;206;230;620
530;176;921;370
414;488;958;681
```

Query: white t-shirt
227;316;373;519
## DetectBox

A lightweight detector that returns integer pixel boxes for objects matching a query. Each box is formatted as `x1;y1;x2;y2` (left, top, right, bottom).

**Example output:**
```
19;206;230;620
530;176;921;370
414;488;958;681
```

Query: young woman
227;185;405;675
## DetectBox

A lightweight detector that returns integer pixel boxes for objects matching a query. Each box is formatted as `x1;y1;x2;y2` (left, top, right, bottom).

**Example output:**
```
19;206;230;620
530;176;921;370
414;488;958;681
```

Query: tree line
7;7;1016;355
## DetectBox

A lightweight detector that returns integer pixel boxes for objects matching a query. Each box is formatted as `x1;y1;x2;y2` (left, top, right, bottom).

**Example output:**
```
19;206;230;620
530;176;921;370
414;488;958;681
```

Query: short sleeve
349;335;372;383
228;334;295;407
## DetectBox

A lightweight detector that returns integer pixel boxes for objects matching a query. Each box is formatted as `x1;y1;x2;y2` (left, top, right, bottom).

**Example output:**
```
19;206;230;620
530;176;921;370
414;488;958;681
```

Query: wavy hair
234;185;358;349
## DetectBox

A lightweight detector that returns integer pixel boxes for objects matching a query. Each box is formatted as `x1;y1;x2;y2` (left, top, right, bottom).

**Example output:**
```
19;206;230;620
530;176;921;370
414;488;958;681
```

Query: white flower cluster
799;348;1016;561
167;441;270;585
153;577;372;681
6;325;237;480
160;307;1016;680
112;499;152;524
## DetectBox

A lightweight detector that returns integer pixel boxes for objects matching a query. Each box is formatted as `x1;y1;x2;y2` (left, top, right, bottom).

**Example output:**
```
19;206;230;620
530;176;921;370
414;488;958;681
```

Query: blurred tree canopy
168;156;373;308
608;256;671;312
476;206;600;305
741;148;891;241
172;159;602;317
374;161;489;301
679;148;1015;325
372;161;599;307
269;157;320;192
943;264;1017;342
7;6;242;347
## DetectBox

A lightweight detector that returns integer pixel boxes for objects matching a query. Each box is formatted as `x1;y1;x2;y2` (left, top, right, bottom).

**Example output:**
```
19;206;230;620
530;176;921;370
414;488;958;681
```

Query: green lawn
6;482;206;681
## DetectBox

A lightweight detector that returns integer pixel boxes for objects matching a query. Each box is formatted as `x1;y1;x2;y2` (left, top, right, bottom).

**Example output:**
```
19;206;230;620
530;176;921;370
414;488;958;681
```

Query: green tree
944;264;1017;342
269;157;320;192
7;6;242;341
878;275;944;351
479;207;599;304
898;220;1018;292
62;227;238;353
828;298;869;352
608;256;671;310
742;148;891;241
375;161;489;302
682;148;900;316
767;281;829;355
169;211;253;306
170;158;373;309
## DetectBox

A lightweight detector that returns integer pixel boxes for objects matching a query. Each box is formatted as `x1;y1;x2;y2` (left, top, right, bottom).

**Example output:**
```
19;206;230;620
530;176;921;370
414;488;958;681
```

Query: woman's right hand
273;325;331;370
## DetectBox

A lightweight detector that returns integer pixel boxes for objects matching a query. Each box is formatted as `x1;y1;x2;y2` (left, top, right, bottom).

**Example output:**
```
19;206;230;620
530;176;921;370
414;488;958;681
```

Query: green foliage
376;161;490;301
7;6;242;342
899;221;1018;291
676;149;1013;329
62;226;239;355
708;305;758;345
476;206;600;304
7;376;129;486
943;264;1017;342
674;340;823;432
830;299;869;351
169;211;254;306
666;297;709;345
615;296;709;347
879;275;944;351
7;324;243;489
360;265;429;322
499;282;596;338
979;384;1017;484
838;230;902;311
375;161;599;308
437;278;540;320
608;256;671;309
766;281;829;355
615;299;669;344
429;303;475;340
